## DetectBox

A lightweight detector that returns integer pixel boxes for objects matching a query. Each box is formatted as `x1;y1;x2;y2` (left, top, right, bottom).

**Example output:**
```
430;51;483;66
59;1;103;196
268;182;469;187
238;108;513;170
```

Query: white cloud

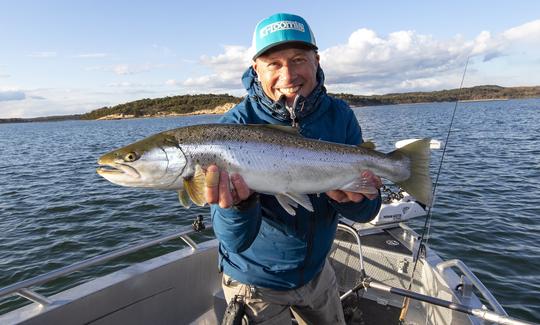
86;63;168;75
184;19;540;94
183;45;252;89
502;19;540;42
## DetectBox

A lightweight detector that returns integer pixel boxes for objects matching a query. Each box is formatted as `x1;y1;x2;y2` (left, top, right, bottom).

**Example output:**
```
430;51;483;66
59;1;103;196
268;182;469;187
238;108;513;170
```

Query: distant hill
79;94;243;120
331;85;540;106
1;85;539;123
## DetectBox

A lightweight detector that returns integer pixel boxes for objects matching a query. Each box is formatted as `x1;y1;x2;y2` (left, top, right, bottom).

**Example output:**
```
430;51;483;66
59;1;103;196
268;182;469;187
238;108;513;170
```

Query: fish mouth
96;162;141;178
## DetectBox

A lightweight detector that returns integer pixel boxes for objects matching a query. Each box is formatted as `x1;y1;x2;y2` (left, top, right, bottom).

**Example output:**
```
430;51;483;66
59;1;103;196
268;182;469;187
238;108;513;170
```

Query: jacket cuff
328;191;382;223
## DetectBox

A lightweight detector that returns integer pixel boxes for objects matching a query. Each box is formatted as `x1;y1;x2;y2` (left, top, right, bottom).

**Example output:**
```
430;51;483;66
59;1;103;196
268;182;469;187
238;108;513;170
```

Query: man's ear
252;61;258;74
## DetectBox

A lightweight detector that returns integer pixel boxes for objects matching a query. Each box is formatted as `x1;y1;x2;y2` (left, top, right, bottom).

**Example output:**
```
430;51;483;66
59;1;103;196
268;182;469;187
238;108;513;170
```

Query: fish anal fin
183;165;207;207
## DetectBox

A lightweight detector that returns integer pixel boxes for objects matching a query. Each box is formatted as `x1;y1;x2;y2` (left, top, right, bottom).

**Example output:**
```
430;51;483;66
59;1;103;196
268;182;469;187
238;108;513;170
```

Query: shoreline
96;103;236;120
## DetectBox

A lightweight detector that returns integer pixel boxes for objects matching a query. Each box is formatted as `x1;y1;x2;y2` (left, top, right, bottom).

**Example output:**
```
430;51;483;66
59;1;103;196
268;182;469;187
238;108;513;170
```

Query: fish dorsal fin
248;124;301;136
275;193;314;216
359;141;376;150
183;165;206;207
178;189;192;208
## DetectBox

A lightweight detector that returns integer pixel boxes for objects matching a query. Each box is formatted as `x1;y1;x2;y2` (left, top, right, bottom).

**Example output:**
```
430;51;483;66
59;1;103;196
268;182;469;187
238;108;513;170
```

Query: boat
0;188;534;325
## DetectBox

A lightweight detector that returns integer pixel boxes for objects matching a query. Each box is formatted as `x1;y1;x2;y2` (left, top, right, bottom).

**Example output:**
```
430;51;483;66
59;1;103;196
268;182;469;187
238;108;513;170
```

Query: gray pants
222;260;346;325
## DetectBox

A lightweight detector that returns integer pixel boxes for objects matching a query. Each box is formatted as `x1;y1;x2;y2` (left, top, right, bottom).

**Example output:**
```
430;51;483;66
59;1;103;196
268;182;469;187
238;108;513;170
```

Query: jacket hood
241;65;327;123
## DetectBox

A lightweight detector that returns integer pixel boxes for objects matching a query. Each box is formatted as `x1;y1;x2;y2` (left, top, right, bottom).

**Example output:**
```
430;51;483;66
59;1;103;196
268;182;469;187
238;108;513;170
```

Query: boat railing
436;259;508;316
335;223;517;324
0;224;212;307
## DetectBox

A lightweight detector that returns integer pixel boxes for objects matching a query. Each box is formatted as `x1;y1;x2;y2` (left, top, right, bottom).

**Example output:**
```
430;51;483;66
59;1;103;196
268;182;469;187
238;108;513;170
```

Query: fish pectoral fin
341;176;379;195
178;189;192;208
275;193;314;216
183;165;207;207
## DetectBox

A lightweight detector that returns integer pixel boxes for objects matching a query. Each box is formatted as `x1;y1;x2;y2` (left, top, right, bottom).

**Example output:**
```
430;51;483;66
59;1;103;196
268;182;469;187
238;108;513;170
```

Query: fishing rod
340;277;536;325
398;56;470;323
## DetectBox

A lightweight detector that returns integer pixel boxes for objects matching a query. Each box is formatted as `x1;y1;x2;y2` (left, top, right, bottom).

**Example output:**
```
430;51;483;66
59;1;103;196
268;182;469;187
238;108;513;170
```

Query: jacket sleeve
328;107;382;223
212;100;264;253
211;198;262;253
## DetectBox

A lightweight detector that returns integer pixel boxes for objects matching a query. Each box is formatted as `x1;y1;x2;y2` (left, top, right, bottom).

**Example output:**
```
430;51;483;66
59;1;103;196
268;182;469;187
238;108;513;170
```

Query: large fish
97;123;432;214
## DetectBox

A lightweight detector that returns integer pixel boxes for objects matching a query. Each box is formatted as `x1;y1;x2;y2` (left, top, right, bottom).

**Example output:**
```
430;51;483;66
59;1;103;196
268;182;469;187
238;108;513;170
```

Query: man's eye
267;62;280;70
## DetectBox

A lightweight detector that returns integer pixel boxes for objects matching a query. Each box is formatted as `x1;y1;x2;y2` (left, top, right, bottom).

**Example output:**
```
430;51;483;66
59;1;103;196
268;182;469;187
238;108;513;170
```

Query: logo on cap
259;20;305;38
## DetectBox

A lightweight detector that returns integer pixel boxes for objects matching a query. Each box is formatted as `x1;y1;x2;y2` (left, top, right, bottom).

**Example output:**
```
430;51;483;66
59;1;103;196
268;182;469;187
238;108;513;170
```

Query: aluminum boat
0;191;533;325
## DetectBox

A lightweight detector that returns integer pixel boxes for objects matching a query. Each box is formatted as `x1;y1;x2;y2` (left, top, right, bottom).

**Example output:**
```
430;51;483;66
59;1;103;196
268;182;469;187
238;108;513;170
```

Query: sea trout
97;123;433;214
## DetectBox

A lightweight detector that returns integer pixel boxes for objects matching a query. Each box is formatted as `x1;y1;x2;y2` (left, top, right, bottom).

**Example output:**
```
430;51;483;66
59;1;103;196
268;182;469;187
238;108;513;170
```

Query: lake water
1;99;539;322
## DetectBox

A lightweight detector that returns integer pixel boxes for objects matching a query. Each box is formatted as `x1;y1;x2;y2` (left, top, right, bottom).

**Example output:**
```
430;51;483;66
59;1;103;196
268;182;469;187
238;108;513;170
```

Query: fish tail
390;139;433;206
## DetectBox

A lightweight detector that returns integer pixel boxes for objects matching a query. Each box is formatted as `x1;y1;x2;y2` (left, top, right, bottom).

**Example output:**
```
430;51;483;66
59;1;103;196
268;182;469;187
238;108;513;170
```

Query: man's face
253;47;319;106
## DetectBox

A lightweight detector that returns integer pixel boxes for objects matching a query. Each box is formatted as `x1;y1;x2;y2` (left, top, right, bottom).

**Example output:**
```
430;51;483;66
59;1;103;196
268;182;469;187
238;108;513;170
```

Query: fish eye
123;152;139;162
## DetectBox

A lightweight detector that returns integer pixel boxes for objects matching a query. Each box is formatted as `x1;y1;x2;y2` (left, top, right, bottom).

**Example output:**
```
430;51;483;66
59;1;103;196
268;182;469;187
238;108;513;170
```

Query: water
1;99;539;322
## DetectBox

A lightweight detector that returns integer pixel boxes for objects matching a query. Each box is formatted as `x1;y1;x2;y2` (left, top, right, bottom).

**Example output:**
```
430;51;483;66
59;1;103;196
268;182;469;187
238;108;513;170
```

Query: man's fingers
362;171;383;188
205;165;220;204
218;170;233;208
231;173;251;201
327;190;348;203
346;192;365;203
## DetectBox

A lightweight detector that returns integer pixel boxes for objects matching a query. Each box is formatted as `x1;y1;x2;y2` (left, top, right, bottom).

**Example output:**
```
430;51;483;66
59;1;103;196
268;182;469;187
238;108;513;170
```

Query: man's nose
278;64;297;83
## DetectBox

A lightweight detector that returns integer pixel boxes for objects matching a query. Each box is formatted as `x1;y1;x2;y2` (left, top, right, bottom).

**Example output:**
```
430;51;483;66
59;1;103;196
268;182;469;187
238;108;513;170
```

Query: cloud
183;45;252;89
502;19;540;42
185;19;540;94
27;51;57;58
0;90;26;101
87;63;168;75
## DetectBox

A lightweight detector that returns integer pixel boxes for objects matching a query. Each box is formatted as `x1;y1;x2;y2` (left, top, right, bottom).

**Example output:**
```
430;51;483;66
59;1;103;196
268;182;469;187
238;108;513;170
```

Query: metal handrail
336;223;368;301
336;223;365;273
436;259;508;316
0;224;212;305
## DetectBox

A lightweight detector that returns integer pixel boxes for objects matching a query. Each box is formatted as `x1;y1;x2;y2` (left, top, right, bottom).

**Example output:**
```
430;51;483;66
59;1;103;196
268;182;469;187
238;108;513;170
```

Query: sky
1;0;539;118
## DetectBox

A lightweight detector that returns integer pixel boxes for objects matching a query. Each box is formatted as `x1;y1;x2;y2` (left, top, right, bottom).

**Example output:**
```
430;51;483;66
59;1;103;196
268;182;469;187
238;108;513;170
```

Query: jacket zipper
287;95;302;128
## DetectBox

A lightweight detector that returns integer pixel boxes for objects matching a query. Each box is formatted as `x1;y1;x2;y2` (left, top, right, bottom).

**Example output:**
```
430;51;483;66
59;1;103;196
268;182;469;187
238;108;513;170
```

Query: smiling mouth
277;86;301;95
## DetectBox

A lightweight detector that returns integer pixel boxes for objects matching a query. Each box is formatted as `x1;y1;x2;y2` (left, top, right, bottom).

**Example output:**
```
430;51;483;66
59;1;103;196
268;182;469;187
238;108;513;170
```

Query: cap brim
253;41;318;60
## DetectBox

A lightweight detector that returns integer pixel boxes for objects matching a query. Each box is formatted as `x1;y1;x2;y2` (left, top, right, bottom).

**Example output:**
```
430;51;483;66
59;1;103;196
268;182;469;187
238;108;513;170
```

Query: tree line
80;94;243;120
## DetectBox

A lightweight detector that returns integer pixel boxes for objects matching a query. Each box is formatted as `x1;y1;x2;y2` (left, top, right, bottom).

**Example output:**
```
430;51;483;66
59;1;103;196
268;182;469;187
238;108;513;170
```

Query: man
205;13;382;324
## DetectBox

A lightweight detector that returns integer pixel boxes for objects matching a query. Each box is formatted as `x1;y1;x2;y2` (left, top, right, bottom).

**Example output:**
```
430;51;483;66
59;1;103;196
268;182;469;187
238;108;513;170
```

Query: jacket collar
242;65;327;125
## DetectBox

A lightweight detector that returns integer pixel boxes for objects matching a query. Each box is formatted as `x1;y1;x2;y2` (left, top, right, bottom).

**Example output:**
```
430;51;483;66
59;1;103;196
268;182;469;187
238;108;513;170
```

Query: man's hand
205;165;253;209
326;170;382;203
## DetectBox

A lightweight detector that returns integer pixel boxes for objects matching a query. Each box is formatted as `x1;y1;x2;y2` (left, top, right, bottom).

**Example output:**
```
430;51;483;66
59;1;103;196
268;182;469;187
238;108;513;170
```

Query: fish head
97;133;186;189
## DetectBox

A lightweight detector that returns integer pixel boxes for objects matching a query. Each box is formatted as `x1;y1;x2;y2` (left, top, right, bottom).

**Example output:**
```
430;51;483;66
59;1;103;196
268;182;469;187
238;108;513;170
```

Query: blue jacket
211;66;381;290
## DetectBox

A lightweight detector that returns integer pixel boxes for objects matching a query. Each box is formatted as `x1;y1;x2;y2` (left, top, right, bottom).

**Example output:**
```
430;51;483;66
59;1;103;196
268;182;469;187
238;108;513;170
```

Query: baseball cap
252;13;317;60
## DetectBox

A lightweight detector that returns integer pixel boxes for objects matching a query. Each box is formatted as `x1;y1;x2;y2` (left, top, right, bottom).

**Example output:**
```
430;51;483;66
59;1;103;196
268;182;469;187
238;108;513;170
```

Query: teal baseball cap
252;13;317;60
